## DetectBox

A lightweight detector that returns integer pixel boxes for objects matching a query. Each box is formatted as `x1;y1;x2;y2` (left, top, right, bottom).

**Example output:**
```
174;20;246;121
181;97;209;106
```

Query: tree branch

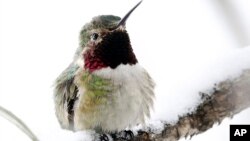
115;69;250;141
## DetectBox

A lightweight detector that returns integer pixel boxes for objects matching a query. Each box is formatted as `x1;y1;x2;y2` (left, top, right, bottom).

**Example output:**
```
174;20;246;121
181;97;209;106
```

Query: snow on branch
115;69;250;141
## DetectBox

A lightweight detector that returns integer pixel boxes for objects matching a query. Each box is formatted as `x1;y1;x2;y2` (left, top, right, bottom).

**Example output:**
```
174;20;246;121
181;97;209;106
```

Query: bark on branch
115;69;250;141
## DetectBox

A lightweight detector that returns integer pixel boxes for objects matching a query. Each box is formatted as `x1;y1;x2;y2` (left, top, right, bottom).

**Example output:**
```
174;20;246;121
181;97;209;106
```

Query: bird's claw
99;134;109;141
98;130;134;141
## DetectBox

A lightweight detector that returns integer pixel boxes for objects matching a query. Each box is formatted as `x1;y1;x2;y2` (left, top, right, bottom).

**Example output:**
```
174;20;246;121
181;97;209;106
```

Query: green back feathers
54;64;79;102
79;15;121;48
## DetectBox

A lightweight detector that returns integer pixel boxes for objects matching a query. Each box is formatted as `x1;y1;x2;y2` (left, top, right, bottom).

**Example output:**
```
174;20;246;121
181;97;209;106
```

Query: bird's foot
114;130;134;141
98;130;134;141
98;134;110;141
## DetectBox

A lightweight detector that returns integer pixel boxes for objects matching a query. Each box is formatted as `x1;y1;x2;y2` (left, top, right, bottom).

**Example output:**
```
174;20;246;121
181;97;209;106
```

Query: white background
1;0;250;141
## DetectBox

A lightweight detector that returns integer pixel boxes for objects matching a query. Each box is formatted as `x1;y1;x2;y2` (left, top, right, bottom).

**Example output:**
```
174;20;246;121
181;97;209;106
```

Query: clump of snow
69;131;96;141
144;46;250;140
150;46;250;124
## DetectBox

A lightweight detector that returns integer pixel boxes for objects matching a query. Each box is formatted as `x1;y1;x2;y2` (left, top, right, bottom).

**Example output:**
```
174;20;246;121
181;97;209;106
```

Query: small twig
0;105;39;141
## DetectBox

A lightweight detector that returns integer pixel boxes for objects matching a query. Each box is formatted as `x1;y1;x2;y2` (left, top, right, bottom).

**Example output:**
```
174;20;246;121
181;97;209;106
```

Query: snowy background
1;0;250;141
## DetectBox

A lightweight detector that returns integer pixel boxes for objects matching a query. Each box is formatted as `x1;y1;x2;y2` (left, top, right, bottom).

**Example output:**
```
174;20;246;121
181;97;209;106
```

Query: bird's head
77;1;142;72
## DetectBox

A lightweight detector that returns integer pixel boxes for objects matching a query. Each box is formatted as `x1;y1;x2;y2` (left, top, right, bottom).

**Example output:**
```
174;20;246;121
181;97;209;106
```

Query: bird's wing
53;63;79;130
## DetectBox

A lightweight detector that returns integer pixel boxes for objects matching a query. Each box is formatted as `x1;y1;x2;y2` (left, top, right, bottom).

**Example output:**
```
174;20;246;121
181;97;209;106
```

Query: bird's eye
90;33;99;41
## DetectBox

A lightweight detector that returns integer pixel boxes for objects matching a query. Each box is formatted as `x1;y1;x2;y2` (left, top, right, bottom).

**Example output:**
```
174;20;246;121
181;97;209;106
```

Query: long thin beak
114;0;143;29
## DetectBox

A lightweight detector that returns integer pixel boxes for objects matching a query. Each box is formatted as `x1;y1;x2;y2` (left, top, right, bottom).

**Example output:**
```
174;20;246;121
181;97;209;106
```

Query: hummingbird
54;1;154;140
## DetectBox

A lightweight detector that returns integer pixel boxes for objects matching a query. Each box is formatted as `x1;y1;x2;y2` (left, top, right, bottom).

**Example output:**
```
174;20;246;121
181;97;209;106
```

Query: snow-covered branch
115;69;250;141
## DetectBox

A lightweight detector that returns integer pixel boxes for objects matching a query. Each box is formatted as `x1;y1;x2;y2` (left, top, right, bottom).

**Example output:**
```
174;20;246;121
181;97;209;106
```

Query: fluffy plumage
54;14;155;133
